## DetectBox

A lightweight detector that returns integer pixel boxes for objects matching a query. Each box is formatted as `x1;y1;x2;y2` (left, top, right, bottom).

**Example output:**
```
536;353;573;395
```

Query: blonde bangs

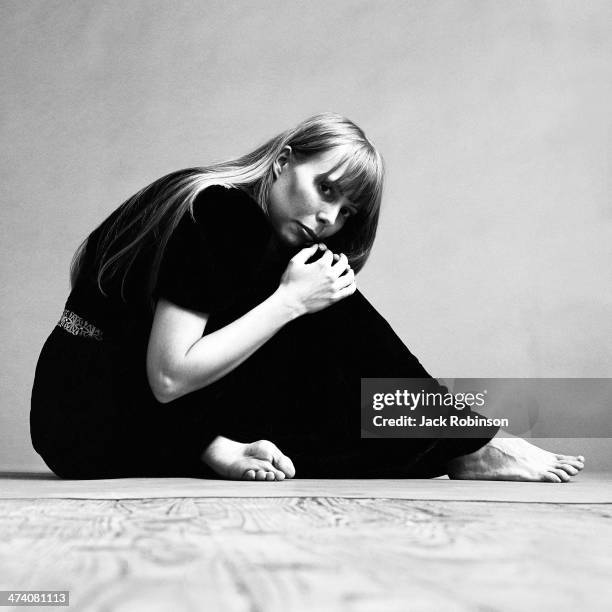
327;145;384;218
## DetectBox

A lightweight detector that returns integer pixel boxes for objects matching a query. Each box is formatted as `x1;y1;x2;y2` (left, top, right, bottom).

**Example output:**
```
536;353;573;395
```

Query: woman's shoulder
193;185;263;219
190;184;271;242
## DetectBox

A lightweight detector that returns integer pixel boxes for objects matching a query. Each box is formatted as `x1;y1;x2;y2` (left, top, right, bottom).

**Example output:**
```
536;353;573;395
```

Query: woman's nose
316;204;339;226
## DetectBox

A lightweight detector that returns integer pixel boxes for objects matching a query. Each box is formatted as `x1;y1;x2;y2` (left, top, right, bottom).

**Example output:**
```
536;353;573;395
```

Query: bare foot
201;436;296;481
446;436;585;482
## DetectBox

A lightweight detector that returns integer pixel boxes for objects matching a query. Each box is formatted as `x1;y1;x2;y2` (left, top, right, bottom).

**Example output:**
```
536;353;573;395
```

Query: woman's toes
255;469;267;481
558;463;578;476
549;467;571;482
265;471;275;481
243;469;256;480
543;471;562;483
273;454;296;479
244;440;295;479
556;454;584;469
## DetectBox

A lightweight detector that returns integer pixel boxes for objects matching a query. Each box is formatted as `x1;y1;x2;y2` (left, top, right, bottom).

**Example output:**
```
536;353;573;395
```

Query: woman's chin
277;227;309;248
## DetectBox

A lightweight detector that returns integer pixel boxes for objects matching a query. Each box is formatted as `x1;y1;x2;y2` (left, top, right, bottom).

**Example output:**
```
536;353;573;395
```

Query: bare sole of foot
201;437;296;481
446;436;585;483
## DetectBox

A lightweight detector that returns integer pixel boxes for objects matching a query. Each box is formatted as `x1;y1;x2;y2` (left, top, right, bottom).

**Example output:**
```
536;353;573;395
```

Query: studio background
1;0;610;471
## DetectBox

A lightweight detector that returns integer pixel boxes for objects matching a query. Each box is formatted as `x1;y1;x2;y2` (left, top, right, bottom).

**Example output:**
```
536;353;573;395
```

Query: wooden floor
1;476;611;611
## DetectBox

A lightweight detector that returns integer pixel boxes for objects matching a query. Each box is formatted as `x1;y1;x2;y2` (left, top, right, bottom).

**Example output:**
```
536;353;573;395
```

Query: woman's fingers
318;248;334;266
329;253;355;299
336;283;357;300
290;244;350;272
291;243;321;264
335;275;357;300
331;253;350;277
280;243;356;313
335;268;355;290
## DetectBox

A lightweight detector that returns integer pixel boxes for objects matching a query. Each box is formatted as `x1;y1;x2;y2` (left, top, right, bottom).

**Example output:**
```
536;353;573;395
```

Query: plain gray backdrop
1;1;610;471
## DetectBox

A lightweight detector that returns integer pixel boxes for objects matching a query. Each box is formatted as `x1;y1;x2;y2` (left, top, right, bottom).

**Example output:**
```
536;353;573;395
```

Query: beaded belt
57;309;103;341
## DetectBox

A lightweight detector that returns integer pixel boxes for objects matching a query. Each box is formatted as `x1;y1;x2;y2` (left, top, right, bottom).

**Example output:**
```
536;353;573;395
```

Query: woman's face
266;146;359;247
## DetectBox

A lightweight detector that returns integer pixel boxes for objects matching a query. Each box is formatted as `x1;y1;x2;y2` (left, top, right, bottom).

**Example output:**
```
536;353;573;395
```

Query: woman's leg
203;290;498;478
271;291;585;481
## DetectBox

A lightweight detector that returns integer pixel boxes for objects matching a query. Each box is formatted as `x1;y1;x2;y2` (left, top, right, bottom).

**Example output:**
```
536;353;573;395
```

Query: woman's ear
272;146;292;179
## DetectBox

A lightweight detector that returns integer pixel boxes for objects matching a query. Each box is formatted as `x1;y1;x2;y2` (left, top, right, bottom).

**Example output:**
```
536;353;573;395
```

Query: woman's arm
147;292;297;403
147;244;355;403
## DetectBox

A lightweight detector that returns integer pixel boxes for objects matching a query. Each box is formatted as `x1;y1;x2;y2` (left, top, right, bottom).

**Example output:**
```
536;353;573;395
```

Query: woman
31;113;584;482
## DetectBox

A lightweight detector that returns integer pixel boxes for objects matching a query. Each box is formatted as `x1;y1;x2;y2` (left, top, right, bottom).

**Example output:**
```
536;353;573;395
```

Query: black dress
31;185;496;479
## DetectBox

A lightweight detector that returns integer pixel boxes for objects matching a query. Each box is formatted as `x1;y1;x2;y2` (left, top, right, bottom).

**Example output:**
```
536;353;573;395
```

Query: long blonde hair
71;112;384;305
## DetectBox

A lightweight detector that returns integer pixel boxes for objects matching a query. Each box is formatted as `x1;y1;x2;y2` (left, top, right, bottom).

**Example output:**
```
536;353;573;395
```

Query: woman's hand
276;244;356;316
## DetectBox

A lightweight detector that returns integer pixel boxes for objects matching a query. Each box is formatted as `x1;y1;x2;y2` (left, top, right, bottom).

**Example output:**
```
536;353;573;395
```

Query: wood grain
1;497;611;611
2;472;612;503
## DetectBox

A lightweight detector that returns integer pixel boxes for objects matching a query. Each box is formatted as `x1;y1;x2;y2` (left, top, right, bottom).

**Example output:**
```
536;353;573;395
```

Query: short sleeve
153;186;272;314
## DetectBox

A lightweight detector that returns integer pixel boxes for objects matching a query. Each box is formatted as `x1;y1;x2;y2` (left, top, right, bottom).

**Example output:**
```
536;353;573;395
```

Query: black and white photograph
1;1;611;610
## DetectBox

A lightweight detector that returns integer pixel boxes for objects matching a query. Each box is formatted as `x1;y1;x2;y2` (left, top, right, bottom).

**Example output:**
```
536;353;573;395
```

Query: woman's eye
319;181;333;196
340;207;351;217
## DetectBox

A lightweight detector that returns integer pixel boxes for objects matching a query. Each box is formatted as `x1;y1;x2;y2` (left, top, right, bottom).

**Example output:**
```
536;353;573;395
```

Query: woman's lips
297;223;318;242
